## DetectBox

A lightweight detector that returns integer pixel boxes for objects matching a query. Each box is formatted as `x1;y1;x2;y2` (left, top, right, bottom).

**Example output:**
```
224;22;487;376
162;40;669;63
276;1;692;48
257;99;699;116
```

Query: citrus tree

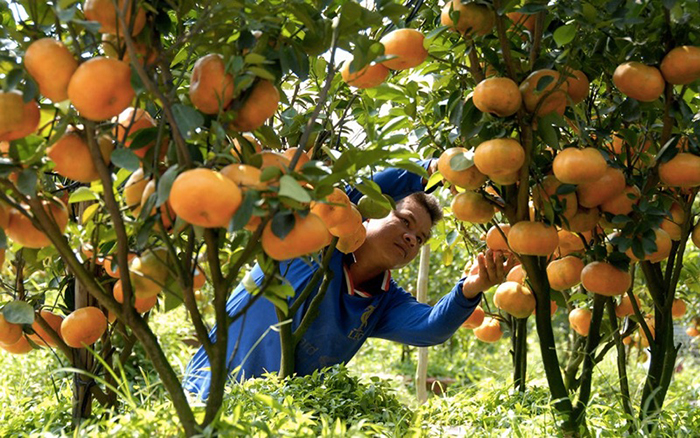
1;0;699;436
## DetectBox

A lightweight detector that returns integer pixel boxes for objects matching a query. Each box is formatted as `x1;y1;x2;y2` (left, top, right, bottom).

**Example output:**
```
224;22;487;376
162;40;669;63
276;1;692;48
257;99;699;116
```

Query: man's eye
402;218;409;226
417;237;423;244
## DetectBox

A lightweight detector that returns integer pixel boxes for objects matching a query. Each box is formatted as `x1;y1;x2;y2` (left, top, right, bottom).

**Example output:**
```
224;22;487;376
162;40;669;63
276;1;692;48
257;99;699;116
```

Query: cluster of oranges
0;306;108;354
341;28;429;89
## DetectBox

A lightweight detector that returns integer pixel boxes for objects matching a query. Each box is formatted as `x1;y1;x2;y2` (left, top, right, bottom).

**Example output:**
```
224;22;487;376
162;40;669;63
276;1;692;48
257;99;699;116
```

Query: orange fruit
599;185;640;216
451;191;494;224
564;69;589;104
581;261;631;296
659;46;700;85
0;336;33;354
6;199;69;249
124;168;149;211
506;264;526;284
67;57;135;121
660;202;684;241
491;170;521;186
486;224;510;251
169;168;242;228
473;77;522;117
103;253;136;279
282;147;310;171
0;313;22;346
473;138;525;179
506;12;536;33
220;163;268;191
193;268;207;291
328;205;363;238
576;166;626;208
615;294;640;318
547;256;584;291
129;248;169;299
494;281;536;318
0;95;40;142
341;61;390;88
612;62;665;102
47;132;113;183
437;147;487;190
569;308;592;336
101;34;156;66
557;229;585;256
310;188;352;229
231;80;280;132
113;279;158;313
473;317;502;342
533;175;578;220
519;70;569;116
625;228;672;263
83;0;146;35
336;222;366;254
231;134;262;157
379;29;428;71
60;306;108;348
552;147;607;185
508;221;559;256
658;153;700;188
28;310;63;347
113;107;165;159
261;212;332;260
24;38;78;102
0;91;26;136
189;54;235;114
462;306;485;329
686;326;699;337
258;151;291;173
532;300;558;317
441;1;495;36
671;298;686;319
139;179;176;229
609;133;652;155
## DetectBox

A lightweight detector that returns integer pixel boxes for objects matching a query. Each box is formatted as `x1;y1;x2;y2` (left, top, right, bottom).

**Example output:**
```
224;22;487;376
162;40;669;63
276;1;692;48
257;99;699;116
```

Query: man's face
355;196;433;270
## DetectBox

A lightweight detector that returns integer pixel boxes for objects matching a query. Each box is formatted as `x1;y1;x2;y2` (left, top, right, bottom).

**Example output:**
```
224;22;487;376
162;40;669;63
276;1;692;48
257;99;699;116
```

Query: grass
1;304;699;437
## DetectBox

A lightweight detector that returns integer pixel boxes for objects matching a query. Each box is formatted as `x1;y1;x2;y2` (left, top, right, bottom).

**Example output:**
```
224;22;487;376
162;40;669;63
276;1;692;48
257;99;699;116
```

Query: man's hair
400;192;443;226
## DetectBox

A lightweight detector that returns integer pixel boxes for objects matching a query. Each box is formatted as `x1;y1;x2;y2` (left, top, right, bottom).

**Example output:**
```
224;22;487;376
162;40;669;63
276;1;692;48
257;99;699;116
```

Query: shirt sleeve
346;159;434;204
370;278;483;346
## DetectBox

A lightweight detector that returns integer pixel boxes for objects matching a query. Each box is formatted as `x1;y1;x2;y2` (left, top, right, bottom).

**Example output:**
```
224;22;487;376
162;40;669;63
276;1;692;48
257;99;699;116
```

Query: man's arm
370;249;513;346
371;279;480;346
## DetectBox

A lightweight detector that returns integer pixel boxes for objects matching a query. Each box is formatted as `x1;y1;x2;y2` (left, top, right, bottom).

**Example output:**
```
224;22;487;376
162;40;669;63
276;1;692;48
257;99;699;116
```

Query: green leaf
111;148;141;171
553;24;576;47
248;66;276;81
535;75;555;92
278;175;311;203
537;117;559;149
68;187;99;203
3;301;35;325
128;127;159;151
230;191;255;231
449;153;474;171
426;171;444;191
17;169;37;197
270;211;295;240
157;166;179;207
172;104;204;140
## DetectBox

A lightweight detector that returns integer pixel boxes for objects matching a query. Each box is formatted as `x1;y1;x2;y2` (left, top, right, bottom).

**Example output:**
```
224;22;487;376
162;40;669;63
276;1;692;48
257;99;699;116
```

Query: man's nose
404;232;417;247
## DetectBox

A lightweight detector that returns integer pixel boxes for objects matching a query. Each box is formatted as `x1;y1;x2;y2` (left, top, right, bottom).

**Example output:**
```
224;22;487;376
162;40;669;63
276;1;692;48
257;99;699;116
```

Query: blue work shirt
183;161;482;399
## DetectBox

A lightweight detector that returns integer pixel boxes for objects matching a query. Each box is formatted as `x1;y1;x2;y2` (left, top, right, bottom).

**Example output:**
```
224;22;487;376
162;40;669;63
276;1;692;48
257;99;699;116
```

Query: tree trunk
522;255;579;435
512;317;528;392
71;273;94;427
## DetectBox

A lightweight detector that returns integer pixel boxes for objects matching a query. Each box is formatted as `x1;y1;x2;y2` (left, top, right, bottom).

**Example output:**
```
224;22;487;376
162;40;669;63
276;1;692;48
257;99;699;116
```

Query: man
184;160;511;399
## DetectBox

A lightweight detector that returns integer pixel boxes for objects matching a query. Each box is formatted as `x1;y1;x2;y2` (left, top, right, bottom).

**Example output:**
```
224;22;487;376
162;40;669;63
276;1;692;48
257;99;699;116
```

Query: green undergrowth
1;307;699;437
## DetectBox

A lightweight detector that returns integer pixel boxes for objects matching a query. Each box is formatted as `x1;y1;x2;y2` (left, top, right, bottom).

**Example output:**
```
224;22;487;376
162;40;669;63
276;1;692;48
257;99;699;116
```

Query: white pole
415;244;430;404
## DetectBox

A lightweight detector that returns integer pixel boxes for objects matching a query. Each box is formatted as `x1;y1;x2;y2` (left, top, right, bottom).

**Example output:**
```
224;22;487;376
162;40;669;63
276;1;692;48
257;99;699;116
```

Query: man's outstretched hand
462;249;517;299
